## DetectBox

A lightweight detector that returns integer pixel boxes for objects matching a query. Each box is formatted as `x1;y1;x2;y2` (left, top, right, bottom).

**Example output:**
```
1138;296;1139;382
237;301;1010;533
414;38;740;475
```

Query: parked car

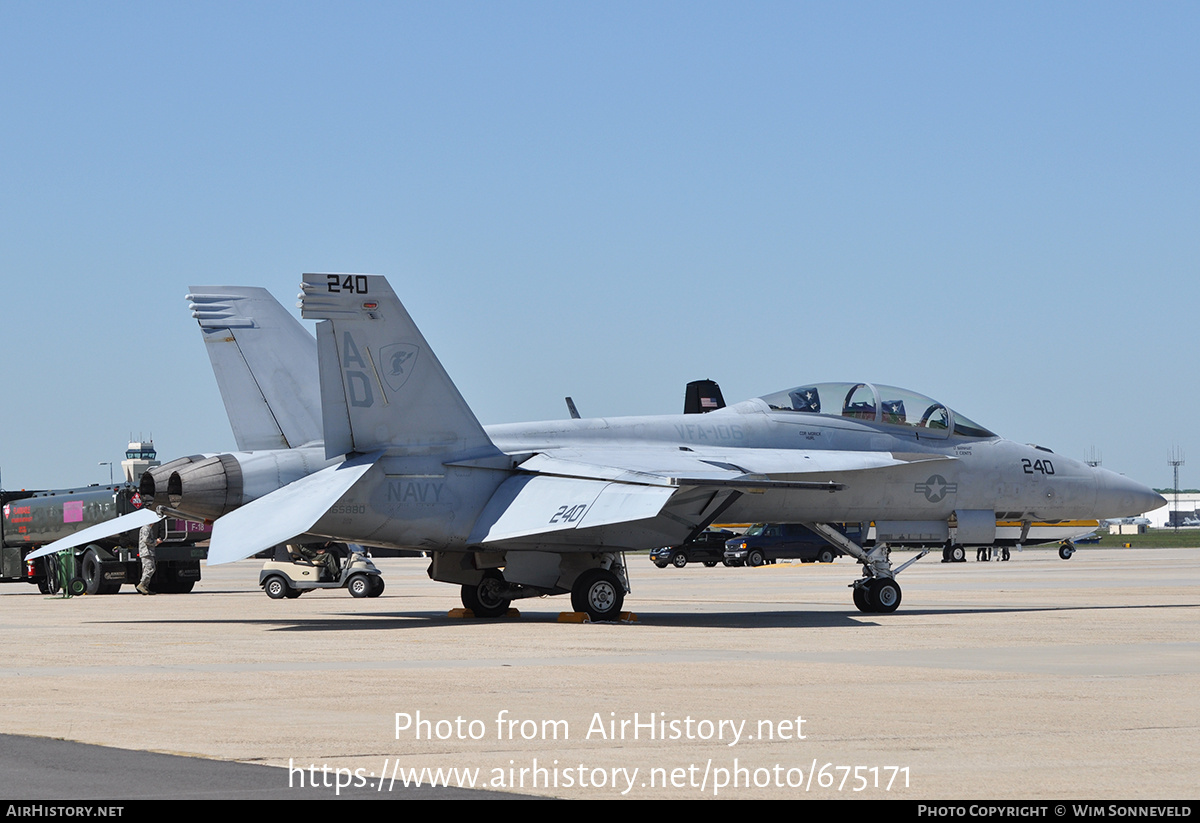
724;523;858;567
650;529;737;568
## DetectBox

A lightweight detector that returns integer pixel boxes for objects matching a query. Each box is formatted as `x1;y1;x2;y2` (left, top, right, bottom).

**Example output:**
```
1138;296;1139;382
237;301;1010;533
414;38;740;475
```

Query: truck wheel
155;565;199;593
347;575;371;598
747;549;765;568
264;575;290;599
817;548;836;564
43;556;62;594
82;549;119;595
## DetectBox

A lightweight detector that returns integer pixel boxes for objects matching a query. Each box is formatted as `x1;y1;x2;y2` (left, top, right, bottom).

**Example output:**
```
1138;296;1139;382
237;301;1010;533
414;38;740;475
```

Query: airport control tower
121;440;160;484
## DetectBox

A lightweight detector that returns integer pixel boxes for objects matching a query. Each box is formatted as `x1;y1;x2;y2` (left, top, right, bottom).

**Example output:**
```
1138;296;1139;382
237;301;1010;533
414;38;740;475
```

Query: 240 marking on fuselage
1021;459;1054;475
550;504;589;524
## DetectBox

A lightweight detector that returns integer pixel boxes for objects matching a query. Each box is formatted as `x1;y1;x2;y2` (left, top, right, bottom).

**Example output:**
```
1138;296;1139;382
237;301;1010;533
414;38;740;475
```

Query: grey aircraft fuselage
291;398;1157;555
489;406;1141;525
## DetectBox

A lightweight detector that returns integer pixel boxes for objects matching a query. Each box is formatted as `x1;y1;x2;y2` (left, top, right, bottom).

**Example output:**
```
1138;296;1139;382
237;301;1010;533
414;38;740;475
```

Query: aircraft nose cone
1095;469;1166;518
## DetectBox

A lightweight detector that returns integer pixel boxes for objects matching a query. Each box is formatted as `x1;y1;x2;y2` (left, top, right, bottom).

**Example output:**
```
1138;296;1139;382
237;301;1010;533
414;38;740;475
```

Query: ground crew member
296;542;341;581
137;520;162;595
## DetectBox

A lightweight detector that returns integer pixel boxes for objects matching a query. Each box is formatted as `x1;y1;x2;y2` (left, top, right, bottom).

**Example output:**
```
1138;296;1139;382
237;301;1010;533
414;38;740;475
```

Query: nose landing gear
852;577;902;614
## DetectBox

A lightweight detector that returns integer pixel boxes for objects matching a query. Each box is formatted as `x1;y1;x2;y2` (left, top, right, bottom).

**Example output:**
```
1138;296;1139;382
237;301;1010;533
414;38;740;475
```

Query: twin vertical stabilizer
299;274;499;460
188;287;322;450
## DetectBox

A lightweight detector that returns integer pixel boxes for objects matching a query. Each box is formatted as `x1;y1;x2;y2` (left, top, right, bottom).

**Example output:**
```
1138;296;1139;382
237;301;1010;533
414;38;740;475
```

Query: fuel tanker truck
0;442;210;594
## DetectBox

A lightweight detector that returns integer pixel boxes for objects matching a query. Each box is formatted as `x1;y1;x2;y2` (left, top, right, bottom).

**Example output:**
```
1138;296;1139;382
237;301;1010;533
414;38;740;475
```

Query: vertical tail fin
188;287;321;450
299;274;498;459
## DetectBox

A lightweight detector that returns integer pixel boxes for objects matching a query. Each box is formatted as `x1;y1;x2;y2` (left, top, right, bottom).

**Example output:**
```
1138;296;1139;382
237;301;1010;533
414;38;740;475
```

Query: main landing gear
941;544;966;563
456;555;630;622
570;567;626;622
461;569;512;618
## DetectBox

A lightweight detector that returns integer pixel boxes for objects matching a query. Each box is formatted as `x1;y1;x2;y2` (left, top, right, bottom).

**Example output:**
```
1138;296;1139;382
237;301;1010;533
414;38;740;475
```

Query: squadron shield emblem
380;343;420;393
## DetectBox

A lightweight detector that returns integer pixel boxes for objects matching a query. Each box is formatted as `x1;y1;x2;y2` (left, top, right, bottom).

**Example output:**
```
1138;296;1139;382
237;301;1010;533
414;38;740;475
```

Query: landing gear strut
800;522;920;614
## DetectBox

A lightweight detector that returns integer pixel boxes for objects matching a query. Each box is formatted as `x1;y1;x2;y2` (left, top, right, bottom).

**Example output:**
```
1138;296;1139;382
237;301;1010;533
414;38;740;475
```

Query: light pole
1168;449;1184;531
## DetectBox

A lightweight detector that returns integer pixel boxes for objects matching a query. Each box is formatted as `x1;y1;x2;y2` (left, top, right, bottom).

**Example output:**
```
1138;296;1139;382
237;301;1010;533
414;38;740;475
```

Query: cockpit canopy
760;382;996;439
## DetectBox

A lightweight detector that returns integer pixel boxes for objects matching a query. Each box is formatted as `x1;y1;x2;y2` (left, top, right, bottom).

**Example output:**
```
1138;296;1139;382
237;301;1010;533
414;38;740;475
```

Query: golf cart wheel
348;575;371;598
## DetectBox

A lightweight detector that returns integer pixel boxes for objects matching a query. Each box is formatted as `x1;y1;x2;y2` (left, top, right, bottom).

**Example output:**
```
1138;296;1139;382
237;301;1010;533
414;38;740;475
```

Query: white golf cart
259;543;384;599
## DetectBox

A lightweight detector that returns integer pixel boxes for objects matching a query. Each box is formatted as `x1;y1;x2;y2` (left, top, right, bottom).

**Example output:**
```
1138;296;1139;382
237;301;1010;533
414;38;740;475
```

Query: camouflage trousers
139;551;156;588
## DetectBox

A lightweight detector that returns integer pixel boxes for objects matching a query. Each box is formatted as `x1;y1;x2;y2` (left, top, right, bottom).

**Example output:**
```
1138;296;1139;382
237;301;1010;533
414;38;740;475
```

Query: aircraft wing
23;509;163;561
514;447;951;487
467;448;955;546
468;475;678;544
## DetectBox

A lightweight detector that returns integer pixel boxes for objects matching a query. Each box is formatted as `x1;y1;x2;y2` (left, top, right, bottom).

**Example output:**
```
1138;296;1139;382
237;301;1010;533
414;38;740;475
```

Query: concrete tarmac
1;547;1197;799
0;733;525;799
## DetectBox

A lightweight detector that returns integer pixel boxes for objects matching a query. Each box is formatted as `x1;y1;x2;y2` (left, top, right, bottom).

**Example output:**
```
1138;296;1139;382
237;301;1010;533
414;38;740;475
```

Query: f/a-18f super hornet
185;275;1166;617
32;275;1164;617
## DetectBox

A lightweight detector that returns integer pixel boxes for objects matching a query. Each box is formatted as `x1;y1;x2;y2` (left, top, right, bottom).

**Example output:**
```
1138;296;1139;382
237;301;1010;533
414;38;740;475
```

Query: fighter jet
31;276;1164;617
165;273;1162;618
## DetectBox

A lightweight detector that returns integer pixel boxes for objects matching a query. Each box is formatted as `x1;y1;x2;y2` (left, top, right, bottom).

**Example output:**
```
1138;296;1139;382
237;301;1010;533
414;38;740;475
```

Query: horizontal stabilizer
24;509;162;560
205;453;379;565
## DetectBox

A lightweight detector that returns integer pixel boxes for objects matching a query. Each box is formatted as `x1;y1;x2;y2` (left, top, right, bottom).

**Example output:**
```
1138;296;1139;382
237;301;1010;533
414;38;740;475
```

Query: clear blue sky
1;2;1195;491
